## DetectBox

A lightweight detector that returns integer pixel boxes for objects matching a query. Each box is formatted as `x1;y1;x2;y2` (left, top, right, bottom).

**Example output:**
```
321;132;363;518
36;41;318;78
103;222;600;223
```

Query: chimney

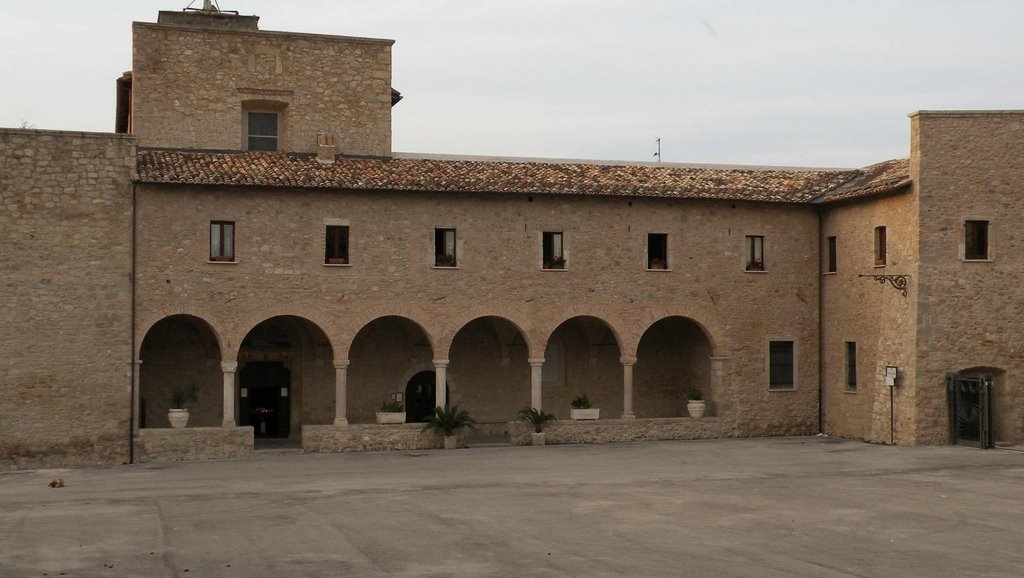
317;133;336;164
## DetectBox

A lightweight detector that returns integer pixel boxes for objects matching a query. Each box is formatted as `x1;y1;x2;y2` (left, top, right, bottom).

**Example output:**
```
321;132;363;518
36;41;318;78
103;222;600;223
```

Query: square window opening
247;111;278;152
769;340;794;390
542;231;565;269
325;225;349;264
210;221;235;261
874;226;887;266
647;233;668;269
435;228;457;267
746;235;764;271
965;220;989;260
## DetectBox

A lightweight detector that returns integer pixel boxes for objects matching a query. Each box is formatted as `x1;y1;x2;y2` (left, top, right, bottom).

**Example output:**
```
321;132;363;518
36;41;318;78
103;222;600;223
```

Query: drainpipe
129;181;137;463
817;206;825;435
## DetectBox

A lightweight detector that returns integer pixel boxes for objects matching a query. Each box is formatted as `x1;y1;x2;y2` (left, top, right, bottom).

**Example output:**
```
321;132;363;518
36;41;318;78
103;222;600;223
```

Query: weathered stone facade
2;8;1021;469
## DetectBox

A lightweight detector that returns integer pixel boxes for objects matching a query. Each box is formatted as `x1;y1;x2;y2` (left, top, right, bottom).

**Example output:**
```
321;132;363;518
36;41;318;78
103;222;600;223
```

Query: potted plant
423;405;475;449
687;387;706;419
168;385;199;429
570;394;600;420
435;253;456;267
375;400;406;424
544;256;566;270
517;407;556;446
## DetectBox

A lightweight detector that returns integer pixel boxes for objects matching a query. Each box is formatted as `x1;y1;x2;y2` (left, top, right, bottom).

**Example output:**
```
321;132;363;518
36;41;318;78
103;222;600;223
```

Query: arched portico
634;316;715;418
236;316;334;440
448;316;531;422
542;315;623;419
348;316;435;424
139;314;223;429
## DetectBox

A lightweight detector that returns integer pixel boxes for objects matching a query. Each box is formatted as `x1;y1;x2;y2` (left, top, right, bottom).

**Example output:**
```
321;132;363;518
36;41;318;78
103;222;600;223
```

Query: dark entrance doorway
240;362;291;438
947;372;993;448
405;371;449;423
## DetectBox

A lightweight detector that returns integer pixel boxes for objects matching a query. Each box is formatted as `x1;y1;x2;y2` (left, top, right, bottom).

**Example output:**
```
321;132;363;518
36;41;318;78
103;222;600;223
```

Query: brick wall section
0;129;135;469
821;190;919;443
912;111;1024;445
134;184;822;437
131;22;393;156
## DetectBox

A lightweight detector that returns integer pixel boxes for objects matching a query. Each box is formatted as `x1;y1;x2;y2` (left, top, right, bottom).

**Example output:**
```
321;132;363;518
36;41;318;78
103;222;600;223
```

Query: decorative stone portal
237;316;335;441
634;316;714;418
448;316;530;423
139;315;222;430
348;316;434;424
544;316;622;420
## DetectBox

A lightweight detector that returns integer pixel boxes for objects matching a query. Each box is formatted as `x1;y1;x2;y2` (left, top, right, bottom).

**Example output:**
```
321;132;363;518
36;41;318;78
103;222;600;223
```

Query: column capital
620;356;638;366
432;359;450;369
333;359;350;370
528;357;546;367
221;361;238;373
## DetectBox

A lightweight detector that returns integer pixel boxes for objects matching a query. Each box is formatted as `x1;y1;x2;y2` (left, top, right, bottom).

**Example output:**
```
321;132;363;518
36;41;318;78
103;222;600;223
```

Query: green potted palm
570;394;599;420
168;385;199;429
423;405;475;449
687;387;706;419
517;407;556;446
375;400;406;424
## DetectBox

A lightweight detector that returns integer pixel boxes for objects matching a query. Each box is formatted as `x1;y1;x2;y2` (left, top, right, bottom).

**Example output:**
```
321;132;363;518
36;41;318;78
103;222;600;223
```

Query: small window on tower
325;226;349;265
542;231;565;269
874;226;887;266
435;228;457;267
964;220;989;260
210;221;235;262
647;233;668;270
826;236;837;273
745;235;765;271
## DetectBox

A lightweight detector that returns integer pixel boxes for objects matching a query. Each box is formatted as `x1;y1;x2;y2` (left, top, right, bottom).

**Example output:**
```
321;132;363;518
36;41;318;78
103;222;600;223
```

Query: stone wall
821;190;919;444
508;417;733;445
135;183;823;437
911;111;1024;445
0;129;135;469
136;427;253;463
131;21;393;156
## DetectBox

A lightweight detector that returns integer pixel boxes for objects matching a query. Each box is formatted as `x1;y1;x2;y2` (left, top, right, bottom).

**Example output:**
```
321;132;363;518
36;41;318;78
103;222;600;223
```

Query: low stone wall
136;427;254;463
509;417;734;446
303;424;449;453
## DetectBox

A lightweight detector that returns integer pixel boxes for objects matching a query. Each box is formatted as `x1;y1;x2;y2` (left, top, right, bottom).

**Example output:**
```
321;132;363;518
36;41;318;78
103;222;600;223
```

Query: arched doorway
238;316;333;440
349;316;434;424
448;316;530;423
139;315;221;429
404;371;450;423
543;316;622;419
634;317;714;418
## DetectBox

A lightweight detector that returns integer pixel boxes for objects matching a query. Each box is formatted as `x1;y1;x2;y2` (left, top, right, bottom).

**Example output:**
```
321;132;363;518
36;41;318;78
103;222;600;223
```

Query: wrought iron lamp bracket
858;274;910;297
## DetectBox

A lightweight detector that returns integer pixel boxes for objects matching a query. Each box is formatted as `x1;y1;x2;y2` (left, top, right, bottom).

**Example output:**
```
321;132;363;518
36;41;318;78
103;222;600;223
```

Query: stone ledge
136;427;254;463
303;424;448;453
510;417;734;446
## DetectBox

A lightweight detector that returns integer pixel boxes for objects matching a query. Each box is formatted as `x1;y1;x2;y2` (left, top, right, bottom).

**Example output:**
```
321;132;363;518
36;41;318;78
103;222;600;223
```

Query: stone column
621;356;637;420
221;360;238;427
333;359;350;426
132;359;142;434
709;356;730;418
528;357;545;410
433;359;449;409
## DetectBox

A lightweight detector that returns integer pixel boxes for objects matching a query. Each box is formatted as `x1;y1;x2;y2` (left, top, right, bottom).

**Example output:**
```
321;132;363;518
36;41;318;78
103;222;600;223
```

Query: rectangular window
542;231;565;269
965;220;989;260
826;236;837;273
325;225;349;265
769;340;795;390
874;226;887;266
845;342;857;392
647;233;668;269
745;235;764;271
435;228;457;267
247;111;278;151
210;221;235;261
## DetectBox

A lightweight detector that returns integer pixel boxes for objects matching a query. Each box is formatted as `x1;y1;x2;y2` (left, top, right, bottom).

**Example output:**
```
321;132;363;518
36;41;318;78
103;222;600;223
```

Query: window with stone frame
769;340;795;390
435;228;457;267
647;233;668;269
964;220;989;260
210;221;235;262
874;226;887;266
325;225;349;265
745;235;765;271
246;111;279;151
845;341;857;392
542;231;565;269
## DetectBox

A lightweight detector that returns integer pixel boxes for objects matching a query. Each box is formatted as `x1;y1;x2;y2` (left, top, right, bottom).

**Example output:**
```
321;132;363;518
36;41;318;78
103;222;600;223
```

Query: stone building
2;6;1020;468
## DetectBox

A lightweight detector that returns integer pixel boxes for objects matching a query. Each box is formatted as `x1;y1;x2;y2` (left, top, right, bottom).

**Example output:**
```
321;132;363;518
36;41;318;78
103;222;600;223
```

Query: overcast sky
2;1;1022;167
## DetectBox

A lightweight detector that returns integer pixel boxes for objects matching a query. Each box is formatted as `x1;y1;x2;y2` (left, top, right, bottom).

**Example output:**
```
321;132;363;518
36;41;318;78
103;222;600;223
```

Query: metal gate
946;373;993;448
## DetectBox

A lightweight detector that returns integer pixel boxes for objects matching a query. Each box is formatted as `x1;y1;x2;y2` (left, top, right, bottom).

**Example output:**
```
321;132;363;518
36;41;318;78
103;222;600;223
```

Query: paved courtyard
1;436;1023;577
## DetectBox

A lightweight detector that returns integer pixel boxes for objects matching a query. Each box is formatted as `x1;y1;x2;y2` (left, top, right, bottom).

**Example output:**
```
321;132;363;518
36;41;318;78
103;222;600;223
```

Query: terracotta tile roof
136;150;909;204
813;158;911;204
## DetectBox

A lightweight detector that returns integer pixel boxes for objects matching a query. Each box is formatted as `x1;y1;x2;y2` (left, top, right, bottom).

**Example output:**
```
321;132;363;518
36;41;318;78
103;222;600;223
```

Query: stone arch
233;308;339;360
136;307;227;361
340;306;438;361
619;306;725;360
446;316;532;423
236;315;336;439
437;307;535;359
541;314;624;418
634;316;716;418
138;314;223;429
346;315;436;424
